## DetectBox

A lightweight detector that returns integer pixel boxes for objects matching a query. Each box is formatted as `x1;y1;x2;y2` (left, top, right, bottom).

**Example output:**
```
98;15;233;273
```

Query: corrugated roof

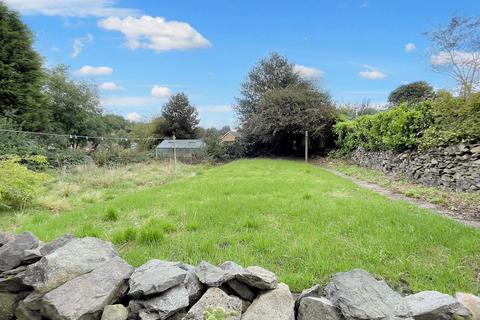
156;139;205;149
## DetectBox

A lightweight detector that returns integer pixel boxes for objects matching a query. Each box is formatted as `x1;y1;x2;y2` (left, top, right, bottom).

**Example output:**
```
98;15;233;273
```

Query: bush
0;117;45;156
0;155;50;210
91;144;132;167
205;138;245;162
46;149;92;168
420;92;480;149
334;102;434;153
334;92;480;153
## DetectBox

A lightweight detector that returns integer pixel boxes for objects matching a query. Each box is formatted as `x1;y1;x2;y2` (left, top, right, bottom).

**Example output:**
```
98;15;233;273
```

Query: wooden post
173;134;177;167
305;131;308;162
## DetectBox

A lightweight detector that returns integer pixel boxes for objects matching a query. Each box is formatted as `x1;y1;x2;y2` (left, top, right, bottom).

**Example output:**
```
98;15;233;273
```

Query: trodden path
316;164;480;229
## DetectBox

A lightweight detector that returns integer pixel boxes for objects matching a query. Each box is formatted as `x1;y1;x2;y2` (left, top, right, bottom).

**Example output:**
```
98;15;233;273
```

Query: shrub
47;149;92;168
91;144;132;167
334;92;480;153
419;92;480;149
334;102;434;153
0;155;50;210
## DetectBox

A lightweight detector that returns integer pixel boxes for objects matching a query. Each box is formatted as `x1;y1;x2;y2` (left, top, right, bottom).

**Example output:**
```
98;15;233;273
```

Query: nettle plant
203;307;239;320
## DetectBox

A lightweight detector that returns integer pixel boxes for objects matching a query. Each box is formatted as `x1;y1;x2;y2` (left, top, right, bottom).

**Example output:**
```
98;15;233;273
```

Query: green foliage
388;81;435;106
44;65;106;137
203;307;239;320
205;138;245;162
0;117;44;156
420;92;480;149
161;93;200;139
46;149;91;168
235;53;336;155
91;144;132;167
0;2;48;131
0;155;49;210
335;92;480;153
334;102;434;153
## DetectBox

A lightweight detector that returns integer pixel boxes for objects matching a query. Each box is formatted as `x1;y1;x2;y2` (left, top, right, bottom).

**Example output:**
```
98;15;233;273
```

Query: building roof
156;139;205;149
222;131;241;139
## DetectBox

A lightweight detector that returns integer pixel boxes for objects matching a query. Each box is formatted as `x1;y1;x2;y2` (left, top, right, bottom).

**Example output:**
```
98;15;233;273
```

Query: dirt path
318;166;480;229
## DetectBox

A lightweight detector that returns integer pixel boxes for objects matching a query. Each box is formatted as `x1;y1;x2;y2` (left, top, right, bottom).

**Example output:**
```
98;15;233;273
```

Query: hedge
334;92;480;153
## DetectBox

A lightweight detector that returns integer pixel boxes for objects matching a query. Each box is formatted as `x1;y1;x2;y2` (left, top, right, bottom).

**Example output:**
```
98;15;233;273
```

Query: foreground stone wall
350;143;480;191
1;232;479;320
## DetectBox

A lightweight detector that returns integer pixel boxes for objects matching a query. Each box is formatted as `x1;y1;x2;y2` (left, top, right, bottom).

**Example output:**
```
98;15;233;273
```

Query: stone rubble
0;232;476;320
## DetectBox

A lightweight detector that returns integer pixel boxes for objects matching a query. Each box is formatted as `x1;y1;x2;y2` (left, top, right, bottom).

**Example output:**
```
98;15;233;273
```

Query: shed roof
156;139;205;149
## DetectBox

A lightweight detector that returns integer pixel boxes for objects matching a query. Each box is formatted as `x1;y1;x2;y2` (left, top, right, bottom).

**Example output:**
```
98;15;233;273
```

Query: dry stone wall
350;143;480;191
1;232;479;320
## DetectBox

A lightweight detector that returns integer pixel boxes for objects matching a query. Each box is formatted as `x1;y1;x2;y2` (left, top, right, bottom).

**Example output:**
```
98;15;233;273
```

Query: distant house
221;131;240;143
155;139;206;161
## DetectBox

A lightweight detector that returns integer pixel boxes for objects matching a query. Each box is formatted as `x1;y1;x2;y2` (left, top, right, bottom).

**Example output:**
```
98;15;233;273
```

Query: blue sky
5;0;480;128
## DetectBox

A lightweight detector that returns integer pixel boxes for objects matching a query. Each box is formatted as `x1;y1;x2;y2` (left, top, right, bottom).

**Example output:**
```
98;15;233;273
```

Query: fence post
305;131;308;162
173;134;177;167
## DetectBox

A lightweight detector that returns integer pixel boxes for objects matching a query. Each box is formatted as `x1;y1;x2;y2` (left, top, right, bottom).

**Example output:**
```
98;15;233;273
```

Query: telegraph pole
305;131;308;162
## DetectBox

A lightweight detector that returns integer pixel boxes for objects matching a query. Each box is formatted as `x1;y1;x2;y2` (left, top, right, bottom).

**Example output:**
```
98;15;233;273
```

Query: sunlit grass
2;159;479;294
326;158;480;215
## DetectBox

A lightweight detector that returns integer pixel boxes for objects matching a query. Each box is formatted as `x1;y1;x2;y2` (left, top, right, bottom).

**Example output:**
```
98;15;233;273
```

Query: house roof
156;139;205;149
222;131;241;139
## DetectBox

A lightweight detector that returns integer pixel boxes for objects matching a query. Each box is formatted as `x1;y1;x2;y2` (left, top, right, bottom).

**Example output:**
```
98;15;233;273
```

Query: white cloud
98;15;211;52
3;0;139;17
71;33;93;59
76;66;113;76
125;112;142;122
151;85;172;98
431;51;478;65
405;43;416;53
293;64;324;79
359;70;386;80
98;82;123;91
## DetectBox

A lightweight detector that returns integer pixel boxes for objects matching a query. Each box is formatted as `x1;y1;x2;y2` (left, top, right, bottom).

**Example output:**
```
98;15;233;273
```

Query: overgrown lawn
2;159;479;294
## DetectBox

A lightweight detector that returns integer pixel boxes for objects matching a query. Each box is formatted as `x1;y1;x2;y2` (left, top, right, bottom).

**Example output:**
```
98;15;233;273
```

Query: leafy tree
388;81;435;106
44;65;106;138
235;53;336;155
161;93;199;139
426;16;480;99
0;2;48;131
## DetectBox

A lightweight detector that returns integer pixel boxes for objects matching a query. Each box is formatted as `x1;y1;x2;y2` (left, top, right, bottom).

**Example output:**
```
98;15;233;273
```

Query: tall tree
427;16;480;99
388;81;435;106
0;2;48;131
161;93;200;139
44;65;105;137
235;53;336;155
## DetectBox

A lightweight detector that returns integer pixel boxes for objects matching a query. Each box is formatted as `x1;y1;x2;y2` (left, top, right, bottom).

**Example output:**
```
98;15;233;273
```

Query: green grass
2;159;480;294
326;158;480;215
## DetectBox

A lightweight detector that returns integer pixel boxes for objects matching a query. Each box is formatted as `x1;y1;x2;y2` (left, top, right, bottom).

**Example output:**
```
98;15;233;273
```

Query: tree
426;16;480;99
0;2;48;131
235;53;336;155
388;81;435;106
44;65;106;138
161;93;199;139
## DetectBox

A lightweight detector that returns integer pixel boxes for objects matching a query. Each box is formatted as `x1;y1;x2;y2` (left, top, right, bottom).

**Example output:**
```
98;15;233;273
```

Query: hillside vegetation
2;159;479;294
